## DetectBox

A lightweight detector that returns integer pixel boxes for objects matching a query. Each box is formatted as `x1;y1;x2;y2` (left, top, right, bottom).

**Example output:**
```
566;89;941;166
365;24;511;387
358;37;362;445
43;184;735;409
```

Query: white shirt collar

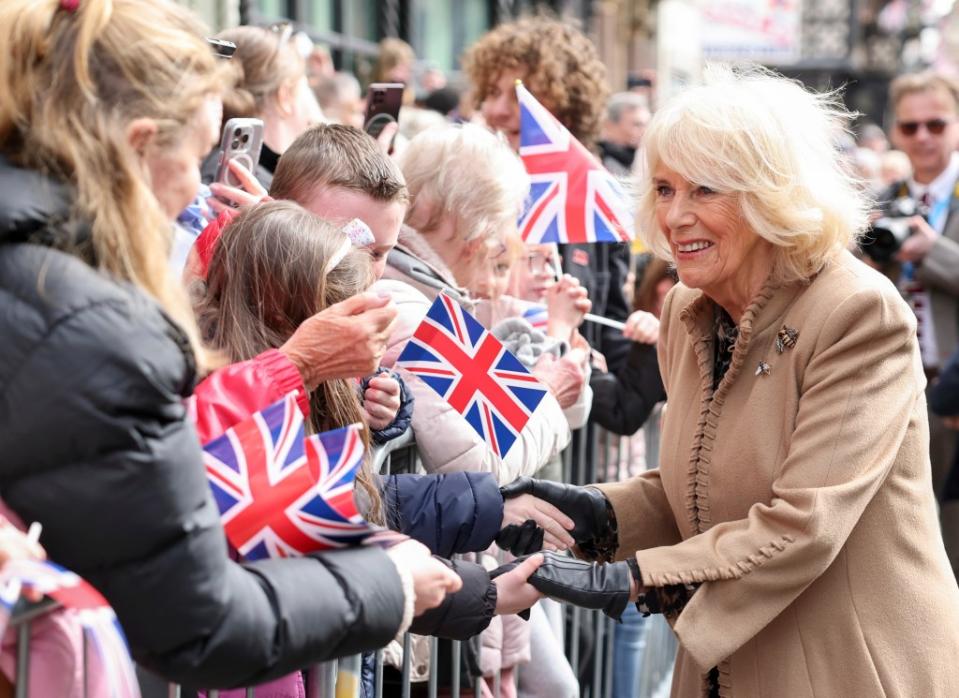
908;151;959;203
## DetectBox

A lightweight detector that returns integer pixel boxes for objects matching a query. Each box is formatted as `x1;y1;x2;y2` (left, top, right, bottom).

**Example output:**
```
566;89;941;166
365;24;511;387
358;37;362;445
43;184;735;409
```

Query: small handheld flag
521;305;549;331
202;394;373;560
516;82;635;244
395;293;548;458
0;558;140;698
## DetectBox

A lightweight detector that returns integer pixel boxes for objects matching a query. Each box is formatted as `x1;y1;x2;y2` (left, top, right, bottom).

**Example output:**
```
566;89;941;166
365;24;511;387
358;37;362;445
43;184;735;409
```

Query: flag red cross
411;323;529;432
225;418;320;553
521;145;628;243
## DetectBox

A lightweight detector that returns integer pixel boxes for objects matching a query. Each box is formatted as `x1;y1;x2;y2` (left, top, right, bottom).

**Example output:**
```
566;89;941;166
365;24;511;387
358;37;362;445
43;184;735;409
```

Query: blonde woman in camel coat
505;65;959;697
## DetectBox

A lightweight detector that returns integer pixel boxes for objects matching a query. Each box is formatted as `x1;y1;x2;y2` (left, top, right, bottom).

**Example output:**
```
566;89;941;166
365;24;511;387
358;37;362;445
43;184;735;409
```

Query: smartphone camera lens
231;139;241;149
241;133;249;144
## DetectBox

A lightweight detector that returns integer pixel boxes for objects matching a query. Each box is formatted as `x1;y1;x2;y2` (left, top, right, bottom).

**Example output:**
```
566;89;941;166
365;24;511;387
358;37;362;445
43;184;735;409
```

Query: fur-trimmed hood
383;225;473;310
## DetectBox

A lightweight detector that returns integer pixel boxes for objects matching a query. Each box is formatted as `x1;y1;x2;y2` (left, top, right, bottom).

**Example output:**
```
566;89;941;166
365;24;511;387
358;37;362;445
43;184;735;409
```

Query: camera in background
861;196;927;264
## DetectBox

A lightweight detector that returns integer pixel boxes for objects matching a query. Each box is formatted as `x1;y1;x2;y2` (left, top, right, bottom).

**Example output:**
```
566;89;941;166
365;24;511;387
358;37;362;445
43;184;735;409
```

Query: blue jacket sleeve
930;348;959;416
380;472;504;558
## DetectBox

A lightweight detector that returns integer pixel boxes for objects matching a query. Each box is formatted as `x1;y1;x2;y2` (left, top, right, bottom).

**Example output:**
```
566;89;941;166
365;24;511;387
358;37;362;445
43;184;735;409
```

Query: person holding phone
203;24;324;199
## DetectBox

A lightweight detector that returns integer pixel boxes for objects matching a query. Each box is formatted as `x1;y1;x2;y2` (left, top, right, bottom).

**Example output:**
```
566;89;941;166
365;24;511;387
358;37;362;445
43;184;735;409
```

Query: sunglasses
896;118;952;136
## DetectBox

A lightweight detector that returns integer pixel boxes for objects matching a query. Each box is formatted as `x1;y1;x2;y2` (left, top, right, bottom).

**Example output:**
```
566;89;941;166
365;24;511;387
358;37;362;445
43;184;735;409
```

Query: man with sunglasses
885;70;959;579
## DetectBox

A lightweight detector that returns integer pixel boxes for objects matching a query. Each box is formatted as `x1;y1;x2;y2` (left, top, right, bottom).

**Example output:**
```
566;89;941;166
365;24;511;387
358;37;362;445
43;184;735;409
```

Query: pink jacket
0;504;111;698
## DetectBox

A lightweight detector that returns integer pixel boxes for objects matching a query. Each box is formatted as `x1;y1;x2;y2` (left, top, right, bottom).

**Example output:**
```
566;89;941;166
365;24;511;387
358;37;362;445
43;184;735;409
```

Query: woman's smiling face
652;163;775;316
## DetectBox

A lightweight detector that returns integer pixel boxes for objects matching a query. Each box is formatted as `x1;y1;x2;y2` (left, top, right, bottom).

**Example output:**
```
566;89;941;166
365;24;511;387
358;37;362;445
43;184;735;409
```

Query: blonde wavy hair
399;123;530;242
0;0;226;363
637;64;870;285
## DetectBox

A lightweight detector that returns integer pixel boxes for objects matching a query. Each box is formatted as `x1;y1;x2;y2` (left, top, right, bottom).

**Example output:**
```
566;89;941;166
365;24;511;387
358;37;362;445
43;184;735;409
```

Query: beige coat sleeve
595;286;684;557
634;286;921;670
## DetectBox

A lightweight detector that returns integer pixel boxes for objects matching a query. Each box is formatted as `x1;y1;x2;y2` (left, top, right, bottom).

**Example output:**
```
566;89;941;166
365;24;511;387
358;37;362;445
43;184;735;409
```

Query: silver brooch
775;325;799;354
756;361;770;377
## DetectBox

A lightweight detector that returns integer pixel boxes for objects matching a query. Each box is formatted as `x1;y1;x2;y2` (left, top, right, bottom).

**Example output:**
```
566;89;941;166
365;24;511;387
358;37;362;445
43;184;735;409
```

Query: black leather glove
527;551;633;621
494;519;545;557
499;478;616;560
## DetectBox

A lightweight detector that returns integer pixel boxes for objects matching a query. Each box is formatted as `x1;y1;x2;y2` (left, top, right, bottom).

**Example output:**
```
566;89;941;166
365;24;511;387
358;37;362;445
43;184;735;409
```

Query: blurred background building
180;0;958;127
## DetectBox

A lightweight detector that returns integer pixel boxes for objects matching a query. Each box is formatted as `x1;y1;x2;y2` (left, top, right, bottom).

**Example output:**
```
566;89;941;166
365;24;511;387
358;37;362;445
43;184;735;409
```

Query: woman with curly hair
463;14;609;150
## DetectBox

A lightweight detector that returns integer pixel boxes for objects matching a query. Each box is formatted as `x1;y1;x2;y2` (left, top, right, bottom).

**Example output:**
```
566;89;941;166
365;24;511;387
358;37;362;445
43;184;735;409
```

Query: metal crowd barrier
9;426;676;698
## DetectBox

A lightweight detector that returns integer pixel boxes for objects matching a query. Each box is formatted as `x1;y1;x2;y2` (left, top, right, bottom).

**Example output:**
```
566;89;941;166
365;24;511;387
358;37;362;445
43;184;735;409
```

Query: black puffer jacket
589;342;667;436
0;155;406;687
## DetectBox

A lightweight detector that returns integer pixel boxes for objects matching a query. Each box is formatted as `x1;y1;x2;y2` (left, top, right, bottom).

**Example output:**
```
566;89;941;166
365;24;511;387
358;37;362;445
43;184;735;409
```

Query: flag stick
25;522;41;546
583;313;625;331
1;522;43;607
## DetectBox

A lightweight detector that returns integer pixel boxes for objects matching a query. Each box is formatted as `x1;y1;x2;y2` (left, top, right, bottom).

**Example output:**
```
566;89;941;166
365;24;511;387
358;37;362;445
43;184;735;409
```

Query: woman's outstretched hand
525;551;637;620
499;478;612;555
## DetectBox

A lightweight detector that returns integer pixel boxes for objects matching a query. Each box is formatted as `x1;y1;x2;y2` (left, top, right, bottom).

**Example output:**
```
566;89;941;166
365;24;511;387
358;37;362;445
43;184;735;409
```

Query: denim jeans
611;604;647;698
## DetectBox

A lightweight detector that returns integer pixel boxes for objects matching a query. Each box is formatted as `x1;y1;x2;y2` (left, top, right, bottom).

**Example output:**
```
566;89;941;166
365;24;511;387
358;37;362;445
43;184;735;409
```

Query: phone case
364;83;404;140
214;118;264;189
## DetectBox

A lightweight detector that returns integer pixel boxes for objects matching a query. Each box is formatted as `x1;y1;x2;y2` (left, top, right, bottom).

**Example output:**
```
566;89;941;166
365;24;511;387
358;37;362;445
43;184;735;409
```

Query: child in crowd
460;236;591;698
194;200;561;698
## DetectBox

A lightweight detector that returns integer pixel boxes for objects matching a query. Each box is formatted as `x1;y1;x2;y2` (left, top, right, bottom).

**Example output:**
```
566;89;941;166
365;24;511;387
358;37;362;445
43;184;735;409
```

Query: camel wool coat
598;251;959;697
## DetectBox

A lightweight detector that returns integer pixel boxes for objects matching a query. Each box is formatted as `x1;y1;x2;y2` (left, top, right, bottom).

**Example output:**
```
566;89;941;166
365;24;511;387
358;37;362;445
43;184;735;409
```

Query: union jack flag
516;82;635;244
395;293;547;458
202;393;372;560
521;305;549;331
0;558;140;698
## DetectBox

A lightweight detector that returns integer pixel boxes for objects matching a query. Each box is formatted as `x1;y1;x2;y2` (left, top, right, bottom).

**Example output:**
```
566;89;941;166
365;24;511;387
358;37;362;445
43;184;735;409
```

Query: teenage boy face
301;186;406;280
480;69;524;151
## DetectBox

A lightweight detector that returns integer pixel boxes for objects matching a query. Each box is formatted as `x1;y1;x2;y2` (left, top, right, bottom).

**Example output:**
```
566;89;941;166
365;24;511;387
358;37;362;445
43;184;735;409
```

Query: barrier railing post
14;621;29;698
450;640;461;698
400;633;412;698
569;605;581;682
427;636;438;698
306;661;338;698
603;617;615;698
591;611;604;698
375;649;385;698
338;654;362;698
